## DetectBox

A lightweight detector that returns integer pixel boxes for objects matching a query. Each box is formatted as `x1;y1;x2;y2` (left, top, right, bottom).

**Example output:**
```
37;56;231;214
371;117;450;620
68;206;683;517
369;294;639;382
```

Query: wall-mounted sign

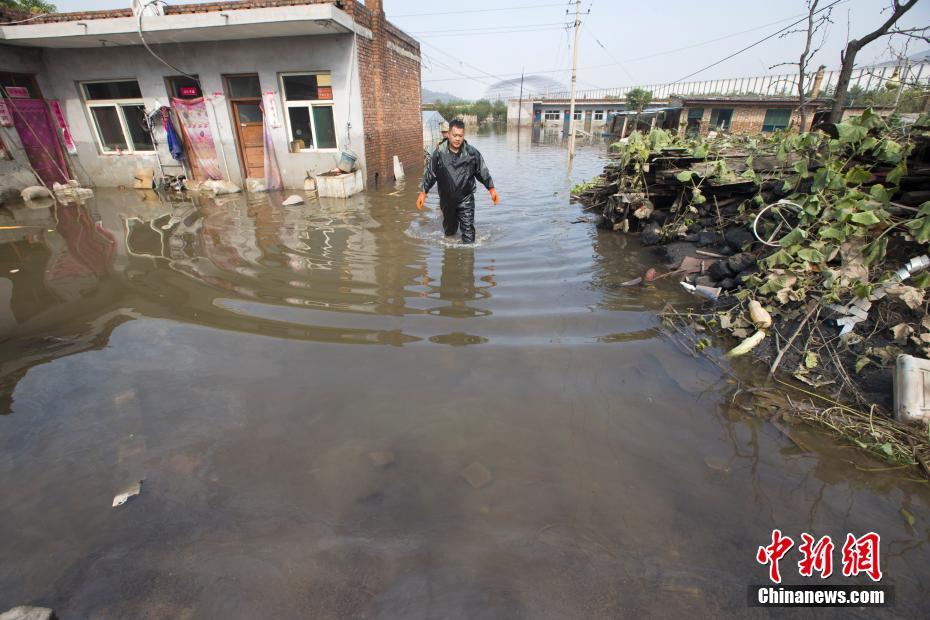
4;86;30;98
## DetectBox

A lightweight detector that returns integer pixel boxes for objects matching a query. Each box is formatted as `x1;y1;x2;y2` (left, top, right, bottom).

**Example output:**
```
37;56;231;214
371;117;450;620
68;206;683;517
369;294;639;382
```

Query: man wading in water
417;119;499;244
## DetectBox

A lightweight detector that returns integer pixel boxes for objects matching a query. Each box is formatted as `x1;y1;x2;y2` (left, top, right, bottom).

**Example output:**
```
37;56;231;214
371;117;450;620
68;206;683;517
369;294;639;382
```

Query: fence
529;61;930;102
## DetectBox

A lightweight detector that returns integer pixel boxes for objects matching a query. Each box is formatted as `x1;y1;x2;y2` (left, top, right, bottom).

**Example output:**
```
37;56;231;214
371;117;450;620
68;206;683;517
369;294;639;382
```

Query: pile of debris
574;110;930;466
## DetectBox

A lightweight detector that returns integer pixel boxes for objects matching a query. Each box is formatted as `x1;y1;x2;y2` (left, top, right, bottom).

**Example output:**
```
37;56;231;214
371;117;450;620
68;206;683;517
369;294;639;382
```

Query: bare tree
828;0;926;123
770;0;833;132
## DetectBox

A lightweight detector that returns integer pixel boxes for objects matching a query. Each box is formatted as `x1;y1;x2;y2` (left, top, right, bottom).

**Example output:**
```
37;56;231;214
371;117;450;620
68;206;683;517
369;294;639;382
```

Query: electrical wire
0;12;51;25
409;21;572;35
417;26;573;39
420;7;850;85
584;26;637;85
391;2;567;18
672;0;845;84
136;0;198;82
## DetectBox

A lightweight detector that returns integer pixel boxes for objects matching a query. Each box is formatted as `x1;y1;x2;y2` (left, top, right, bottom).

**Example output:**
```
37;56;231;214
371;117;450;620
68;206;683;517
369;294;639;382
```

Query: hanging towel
161;107;185;161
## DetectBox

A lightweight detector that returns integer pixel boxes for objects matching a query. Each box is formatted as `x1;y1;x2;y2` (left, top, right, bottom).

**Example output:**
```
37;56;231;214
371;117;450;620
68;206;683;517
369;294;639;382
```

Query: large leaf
877;139;904;163
764;249;794;267
905;217;930;244
869;184;891;204
862;237;888;266
837;122;868;144
819;225;847;241
797;248;826;263
676;170;694;182
849;211;881;226
844;166;872;185
886;161;907;186
779;227;807;248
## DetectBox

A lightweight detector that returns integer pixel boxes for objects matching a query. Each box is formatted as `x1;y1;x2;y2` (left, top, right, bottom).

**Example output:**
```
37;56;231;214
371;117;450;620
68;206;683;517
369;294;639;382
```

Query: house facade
0;0;421;195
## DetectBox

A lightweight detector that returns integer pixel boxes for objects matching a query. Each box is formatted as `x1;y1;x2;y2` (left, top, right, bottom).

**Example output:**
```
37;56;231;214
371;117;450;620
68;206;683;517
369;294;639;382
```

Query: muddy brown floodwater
0;129;928;618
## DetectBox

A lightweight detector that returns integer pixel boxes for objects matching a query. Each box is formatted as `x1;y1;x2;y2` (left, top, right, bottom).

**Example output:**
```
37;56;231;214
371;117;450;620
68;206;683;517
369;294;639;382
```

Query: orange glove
416;191;426;210
489;188;500;205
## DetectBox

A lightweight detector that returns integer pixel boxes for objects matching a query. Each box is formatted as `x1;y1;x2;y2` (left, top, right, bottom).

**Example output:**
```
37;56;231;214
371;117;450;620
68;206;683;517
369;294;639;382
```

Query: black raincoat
421;139;495;243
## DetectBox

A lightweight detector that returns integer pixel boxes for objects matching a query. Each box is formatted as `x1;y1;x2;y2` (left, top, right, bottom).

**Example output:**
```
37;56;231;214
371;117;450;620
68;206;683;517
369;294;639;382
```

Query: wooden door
232;101;264;180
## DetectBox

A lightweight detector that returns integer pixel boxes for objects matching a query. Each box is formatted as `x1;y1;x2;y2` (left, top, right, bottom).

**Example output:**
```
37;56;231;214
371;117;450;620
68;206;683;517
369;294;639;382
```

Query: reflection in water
0;132;927;617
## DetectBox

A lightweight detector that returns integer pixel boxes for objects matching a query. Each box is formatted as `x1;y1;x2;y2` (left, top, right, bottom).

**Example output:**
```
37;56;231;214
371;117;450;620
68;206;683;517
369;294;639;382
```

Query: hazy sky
49;0;930;100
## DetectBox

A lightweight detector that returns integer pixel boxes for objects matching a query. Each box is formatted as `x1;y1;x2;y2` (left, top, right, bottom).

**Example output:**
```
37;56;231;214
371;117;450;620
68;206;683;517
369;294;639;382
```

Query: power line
584;25;638;85
673;0;846;83
390;2;567;18
409;21;572;35
622;10;815;64
418;8;844;84
419;39;509;86
417;26;572;39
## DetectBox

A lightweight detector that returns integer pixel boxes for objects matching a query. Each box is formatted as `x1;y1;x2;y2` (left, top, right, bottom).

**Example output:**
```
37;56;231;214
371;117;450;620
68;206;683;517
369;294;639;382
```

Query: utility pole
567;0;582;168
517;67;524;148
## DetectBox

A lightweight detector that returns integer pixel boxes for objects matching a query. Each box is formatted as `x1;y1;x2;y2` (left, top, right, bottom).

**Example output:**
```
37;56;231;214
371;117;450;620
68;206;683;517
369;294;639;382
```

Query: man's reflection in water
439;245;476;304
429;246;493;345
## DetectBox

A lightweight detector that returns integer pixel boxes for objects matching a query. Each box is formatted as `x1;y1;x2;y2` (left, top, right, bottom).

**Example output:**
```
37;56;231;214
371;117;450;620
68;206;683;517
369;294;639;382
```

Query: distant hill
422;87;465;104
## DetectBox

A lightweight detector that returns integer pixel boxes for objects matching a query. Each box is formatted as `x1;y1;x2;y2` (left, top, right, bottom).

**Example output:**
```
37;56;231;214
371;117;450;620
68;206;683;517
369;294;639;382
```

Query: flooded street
1;129;928;617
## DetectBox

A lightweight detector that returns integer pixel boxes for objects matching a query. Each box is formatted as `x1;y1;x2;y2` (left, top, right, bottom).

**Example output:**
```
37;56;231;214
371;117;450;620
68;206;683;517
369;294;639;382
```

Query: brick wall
682;104;818;135
354;0;422;187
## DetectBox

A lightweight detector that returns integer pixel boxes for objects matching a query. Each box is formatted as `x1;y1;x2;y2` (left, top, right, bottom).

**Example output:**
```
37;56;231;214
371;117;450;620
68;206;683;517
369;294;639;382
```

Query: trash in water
748;300;772;329
643;268;657;283
681;281;721;300
677;256;705;275
133;168;155;190
725;330;766;358
282;194;304;206
112;480;143;507
0;606;54;620
460;461;492;488
368;450;396;468
245;178;268;193
618;277;643;287
704;455;731;473
190;180;241;195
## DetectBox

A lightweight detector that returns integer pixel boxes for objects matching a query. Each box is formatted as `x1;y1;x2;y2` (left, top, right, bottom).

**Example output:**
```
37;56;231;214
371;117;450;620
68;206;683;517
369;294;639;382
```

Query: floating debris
367;451;396;468
112;480;143;507
0;606;54;620
460;461;492;488
725;330;766;358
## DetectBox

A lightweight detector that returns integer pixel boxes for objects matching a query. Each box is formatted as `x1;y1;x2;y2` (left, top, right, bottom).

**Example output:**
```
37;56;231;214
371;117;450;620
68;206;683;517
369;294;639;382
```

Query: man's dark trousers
441;196;476;243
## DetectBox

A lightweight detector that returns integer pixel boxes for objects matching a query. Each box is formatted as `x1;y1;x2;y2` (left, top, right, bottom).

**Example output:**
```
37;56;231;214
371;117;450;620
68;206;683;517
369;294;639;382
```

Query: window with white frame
81;80;154;153
565;109;582;121
280;72;337;150
593;110;605;121
543;110;560;120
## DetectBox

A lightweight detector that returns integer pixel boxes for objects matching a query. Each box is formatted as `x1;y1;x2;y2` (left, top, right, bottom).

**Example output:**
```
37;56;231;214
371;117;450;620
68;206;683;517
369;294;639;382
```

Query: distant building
508;98;622;135
0;0;422;194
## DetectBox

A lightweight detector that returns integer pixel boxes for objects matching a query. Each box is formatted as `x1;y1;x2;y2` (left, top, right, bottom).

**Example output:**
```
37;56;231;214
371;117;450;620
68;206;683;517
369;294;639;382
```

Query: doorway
1;73;69;187
224;74;264;181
